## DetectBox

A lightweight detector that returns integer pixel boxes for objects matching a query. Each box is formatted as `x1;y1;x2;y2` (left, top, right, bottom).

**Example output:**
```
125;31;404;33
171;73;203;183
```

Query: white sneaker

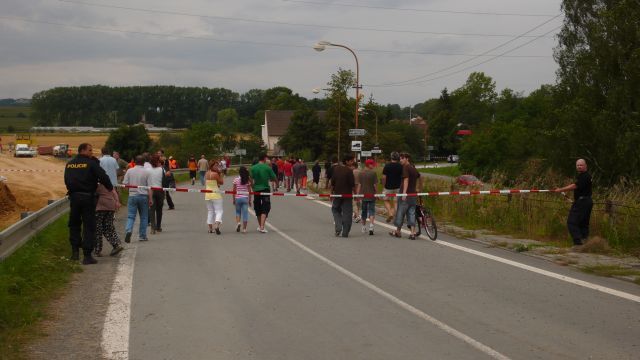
362;225;367;233
257;227;268;233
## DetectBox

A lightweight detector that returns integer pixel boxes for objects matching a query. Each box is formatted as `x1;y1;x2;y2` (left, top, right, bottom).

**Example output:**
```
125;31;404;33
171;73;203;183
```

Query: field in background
0;106;32;132
0;133;161;151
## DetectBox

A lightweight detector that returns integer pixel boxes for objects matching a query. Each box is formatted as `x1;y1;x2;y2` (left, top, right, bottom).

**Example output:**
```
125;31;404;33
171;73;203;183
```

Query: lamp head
313;43;326;52
312;88;321;94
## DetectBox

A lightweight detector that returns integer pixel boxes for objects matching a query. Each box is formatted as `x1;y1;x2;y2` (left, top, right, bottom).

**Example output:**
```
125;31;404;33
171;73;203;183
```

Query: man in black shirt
382;151;403;222
64;143;113;264
330;155;356;237
554;159;593;246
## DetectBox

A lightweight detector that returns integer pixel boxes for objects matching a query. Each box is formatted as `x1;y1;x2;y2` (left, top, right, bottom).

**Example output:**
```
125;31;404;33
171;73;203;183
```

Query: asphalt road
125;181;640;360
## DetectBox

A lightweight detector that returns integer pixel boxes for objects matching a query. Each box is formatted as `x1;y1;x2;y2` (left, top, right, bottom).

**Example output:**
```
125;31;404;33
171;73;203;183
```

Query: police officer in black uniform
64;143;113;264
554;158;593;247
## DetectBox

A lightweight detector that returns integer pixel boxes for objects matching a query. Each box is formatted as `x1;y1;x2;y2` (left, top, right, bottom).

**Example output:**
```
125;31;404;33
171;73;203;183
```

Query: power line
0;16;551;58
367;25;560;88
281;0;559;17
367;14;562;87
58;0;554;39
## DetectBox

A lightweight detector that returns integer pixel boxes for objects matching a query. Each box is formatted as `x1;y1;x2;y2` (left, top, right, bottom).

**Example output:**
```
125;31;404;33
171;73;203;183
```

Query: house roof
265;110;327;137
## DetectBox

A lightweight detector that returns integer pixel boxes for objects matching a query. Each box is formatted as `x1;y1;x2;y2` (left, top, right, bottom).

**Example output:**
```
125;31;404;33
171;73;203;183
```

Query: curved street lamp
314;41;361;129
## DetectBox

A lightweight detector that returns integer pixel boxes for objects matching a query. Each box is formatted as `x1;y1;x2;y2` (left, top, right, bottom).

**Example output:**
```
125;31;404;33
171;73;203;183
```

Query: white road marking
101;245;137;360
314;199;640;304
263;220;511;360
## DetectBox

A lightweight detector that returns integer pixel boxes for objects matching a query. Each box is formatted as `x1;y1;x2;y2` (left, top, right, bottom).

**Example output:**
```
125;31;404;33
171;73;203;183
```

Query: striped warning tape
116;184;550;198
0;168;64;173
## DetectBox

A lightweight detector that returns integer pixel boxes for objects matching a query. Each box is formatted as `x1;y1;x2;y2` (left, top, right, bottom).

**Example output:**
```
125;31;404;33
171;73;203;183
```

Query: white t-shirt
148;167;164;188
220;159;227;170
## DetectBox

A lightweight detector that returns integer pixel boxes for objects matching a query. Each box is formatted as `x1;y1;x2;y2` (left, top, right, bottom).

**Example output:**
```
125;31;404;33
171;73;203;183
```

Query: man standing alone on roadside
198;154;208;186
64;143;113;264
330;155;356;237
554;159;593;247
250;154;277;233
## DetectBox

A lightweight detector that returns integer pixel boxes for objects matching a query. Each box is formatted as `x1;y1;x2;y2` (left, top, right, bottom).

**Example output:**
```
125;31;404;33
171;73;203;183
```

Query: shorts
254;194;271;217
383;188;400;200
189;170;197;179
361;200;376;219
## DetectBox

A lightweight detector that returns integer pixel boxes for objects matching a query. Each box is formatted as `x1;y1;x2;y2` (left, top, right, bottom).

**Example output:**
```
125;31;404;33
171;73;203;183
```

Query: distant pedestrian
205;160;224;234
198;154;208;186
382;151;403;223
163;156;176;210
148;154;165;234
233;166;252;233
113;151;128;181
299;159;308;192
389;153;421;240
271;157;279;191
277;157;285;189
123;155;152;243
250;154;277;233
553;159;593;247
312;161;322;189
352;160;362;223
64;143;113;264
188;155;197;185
358;159;378;235
220;157;227;176
99;147;119;188
330;154;356;237
94;182;123;257
283;158;293;192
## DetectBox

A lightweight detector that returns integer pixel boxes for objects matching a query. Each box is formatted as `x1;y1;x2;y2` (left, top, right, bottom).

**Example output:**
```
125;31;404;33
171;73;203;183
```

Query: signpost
348;128;367;137
234;148;246;164
361;151;372;157
351;141;362;152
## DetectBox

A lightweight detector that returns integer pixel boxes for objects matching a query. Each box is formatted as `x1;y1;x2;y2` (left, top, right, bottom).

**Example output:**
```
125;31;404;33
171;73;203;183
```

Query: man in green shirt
250;154;277;233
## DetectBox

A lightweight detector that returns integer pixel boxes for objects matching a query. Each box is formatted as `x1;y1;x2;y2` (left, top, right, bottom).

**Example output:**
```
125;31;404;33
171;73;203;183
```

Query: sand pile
0;181;22;218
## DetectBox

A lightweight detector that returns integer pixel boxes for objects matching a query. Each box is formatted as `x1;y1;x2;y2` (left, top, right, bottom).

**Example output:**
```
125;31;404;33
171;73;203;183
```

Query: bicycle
415;197;438;240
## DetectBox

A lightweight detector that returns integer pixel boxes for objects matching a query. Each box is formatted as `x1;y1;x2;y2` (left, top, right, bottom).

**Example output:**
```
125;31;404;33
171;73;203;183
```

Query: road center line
314;199;640;304
263;219;510;360
101;245;137;360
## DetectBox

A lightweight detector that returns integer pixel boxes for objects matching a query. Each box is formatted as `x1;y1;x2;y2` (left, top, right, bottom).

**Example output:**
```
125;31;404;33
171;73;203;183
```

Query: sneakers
82;255;98;265
386;215;394;223
191;179;195;185
257;227;268;233
215;227;221;235
70;249;80;261
138;237;149;241
124;232;132;243
369;230;374;236
110;245;124;256
335;230;341;237
236;223;241;232
354;215;362;223
362;225;367;233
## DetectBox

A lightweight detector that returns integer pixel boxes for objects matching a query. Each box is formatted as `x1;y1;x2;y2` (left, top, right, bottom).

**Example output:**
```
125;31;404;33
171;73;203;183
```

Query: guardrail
0;197;70;260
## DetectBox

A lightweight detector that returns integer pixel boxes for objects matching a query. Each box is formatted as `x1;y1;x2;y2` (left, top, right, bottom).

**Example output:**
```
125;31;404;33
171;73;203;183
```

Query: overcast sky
0;0;563;106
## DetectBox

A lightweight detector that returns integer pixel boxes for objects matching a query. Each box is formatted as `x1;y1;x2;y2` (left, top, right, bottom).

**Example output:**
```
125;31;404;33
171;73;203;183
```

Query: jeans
68;192;97;256
199;171;206;186
126;195;149;238
394;197;417;228
332;198;353;236
235;197;249;222
361;200;376;219
149;190;165;230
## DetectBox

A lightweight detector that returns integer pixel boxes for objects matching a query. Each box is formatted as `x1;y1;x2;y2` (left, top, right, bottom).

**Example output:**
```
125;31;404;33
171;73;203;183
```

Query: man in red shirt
283;158;294;192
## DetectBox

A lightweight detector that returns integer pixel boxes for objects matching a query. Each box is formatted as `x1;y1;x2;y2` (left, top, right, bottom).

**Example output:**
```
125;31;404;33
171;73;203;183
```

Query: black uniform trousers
567;196;593;245
68;192;97;255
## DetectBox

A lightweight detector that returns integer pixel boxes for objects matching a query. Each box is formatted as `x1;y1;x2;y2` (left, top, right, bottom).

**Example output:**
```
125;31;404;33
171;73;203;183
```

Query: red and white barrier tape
0;168;64;173
116;184;550;198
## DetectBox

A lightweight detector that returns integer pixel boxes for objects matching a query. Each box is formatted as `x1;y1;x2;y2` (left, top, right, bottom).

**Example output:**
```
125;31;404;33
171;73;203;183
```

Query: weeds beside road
0;214;80;360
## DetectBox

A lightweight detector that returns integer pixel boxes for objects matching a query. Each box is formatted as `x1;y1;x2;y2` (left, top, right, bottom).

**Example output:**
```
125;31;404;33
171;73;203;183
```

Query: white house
261;110;326;155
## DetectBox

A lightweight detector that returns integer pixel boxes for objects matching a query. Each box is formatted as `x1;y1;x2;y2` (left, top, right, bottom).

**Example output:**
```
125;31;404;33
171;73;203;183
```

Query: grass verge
580;265;640;280
419;165;461;178
0;214;80;359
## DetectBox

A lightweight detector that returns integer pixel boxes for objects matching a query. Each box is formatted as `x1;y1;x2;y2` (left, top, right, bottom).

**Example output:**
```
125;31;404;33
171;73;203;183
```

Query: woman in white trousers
204;159;224;234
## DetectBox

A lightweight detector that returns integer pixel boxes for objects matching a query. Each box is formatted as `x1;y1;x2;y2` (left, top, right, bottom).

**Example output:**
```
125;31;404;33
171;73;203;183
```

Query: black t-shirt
574;171;592;200
382;162;403;189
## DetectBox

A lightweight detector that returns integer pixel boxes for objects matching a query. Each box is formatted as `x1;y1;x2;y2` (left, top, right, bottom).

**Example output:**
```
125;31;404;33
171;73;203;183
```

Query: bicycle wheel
422;208;438;240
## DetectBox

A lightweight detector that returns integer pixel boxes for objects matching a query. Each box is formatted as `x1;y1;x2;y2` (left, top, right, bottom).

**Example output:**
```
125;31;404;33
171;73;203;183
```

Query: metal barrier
0;197;70;260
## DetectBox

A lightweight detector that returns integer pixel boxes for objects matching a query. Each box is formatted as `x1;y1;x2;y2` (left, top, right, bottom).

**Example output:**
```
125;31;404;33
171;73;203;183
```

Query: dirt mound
0;181;23;218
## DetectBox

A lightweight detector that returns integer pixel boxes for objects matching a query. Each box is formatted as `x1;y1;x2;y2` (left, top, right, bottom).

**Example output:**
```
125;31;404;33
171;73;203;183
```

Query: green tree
216;108;239;127
278;108;327;160
552;0;640;184
179;122;220;161
105;125;152;161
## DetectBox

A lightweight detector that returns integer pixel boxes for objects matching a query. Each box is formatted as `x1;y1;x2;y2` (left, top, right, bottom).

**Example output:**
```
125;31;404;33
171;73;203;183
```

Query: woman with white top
148;154;165;234
205;159;224;234
233;166;252;233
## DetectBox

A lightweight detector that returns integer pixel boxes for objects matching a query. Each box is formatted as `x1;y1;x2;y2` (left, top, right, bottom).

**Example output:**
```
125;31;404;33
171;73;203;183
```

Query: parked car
447;155;459;163
14;144;37;157
456;174;482;186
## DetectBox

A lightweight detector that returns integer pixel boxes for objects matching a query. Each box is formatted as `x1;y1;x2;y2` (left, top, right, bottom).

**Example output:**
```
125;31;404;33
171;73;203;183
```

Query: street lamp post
313;41;361;129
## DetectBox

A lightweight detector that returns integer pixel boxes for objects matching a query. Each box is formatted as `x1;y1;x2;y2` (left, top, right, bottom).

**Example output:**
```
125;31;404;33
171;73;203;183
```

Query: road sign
351;141;362;152
427;146;435;151
371;149;382;154
361;151;372;157
348;129;367;137
234;149;246;155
